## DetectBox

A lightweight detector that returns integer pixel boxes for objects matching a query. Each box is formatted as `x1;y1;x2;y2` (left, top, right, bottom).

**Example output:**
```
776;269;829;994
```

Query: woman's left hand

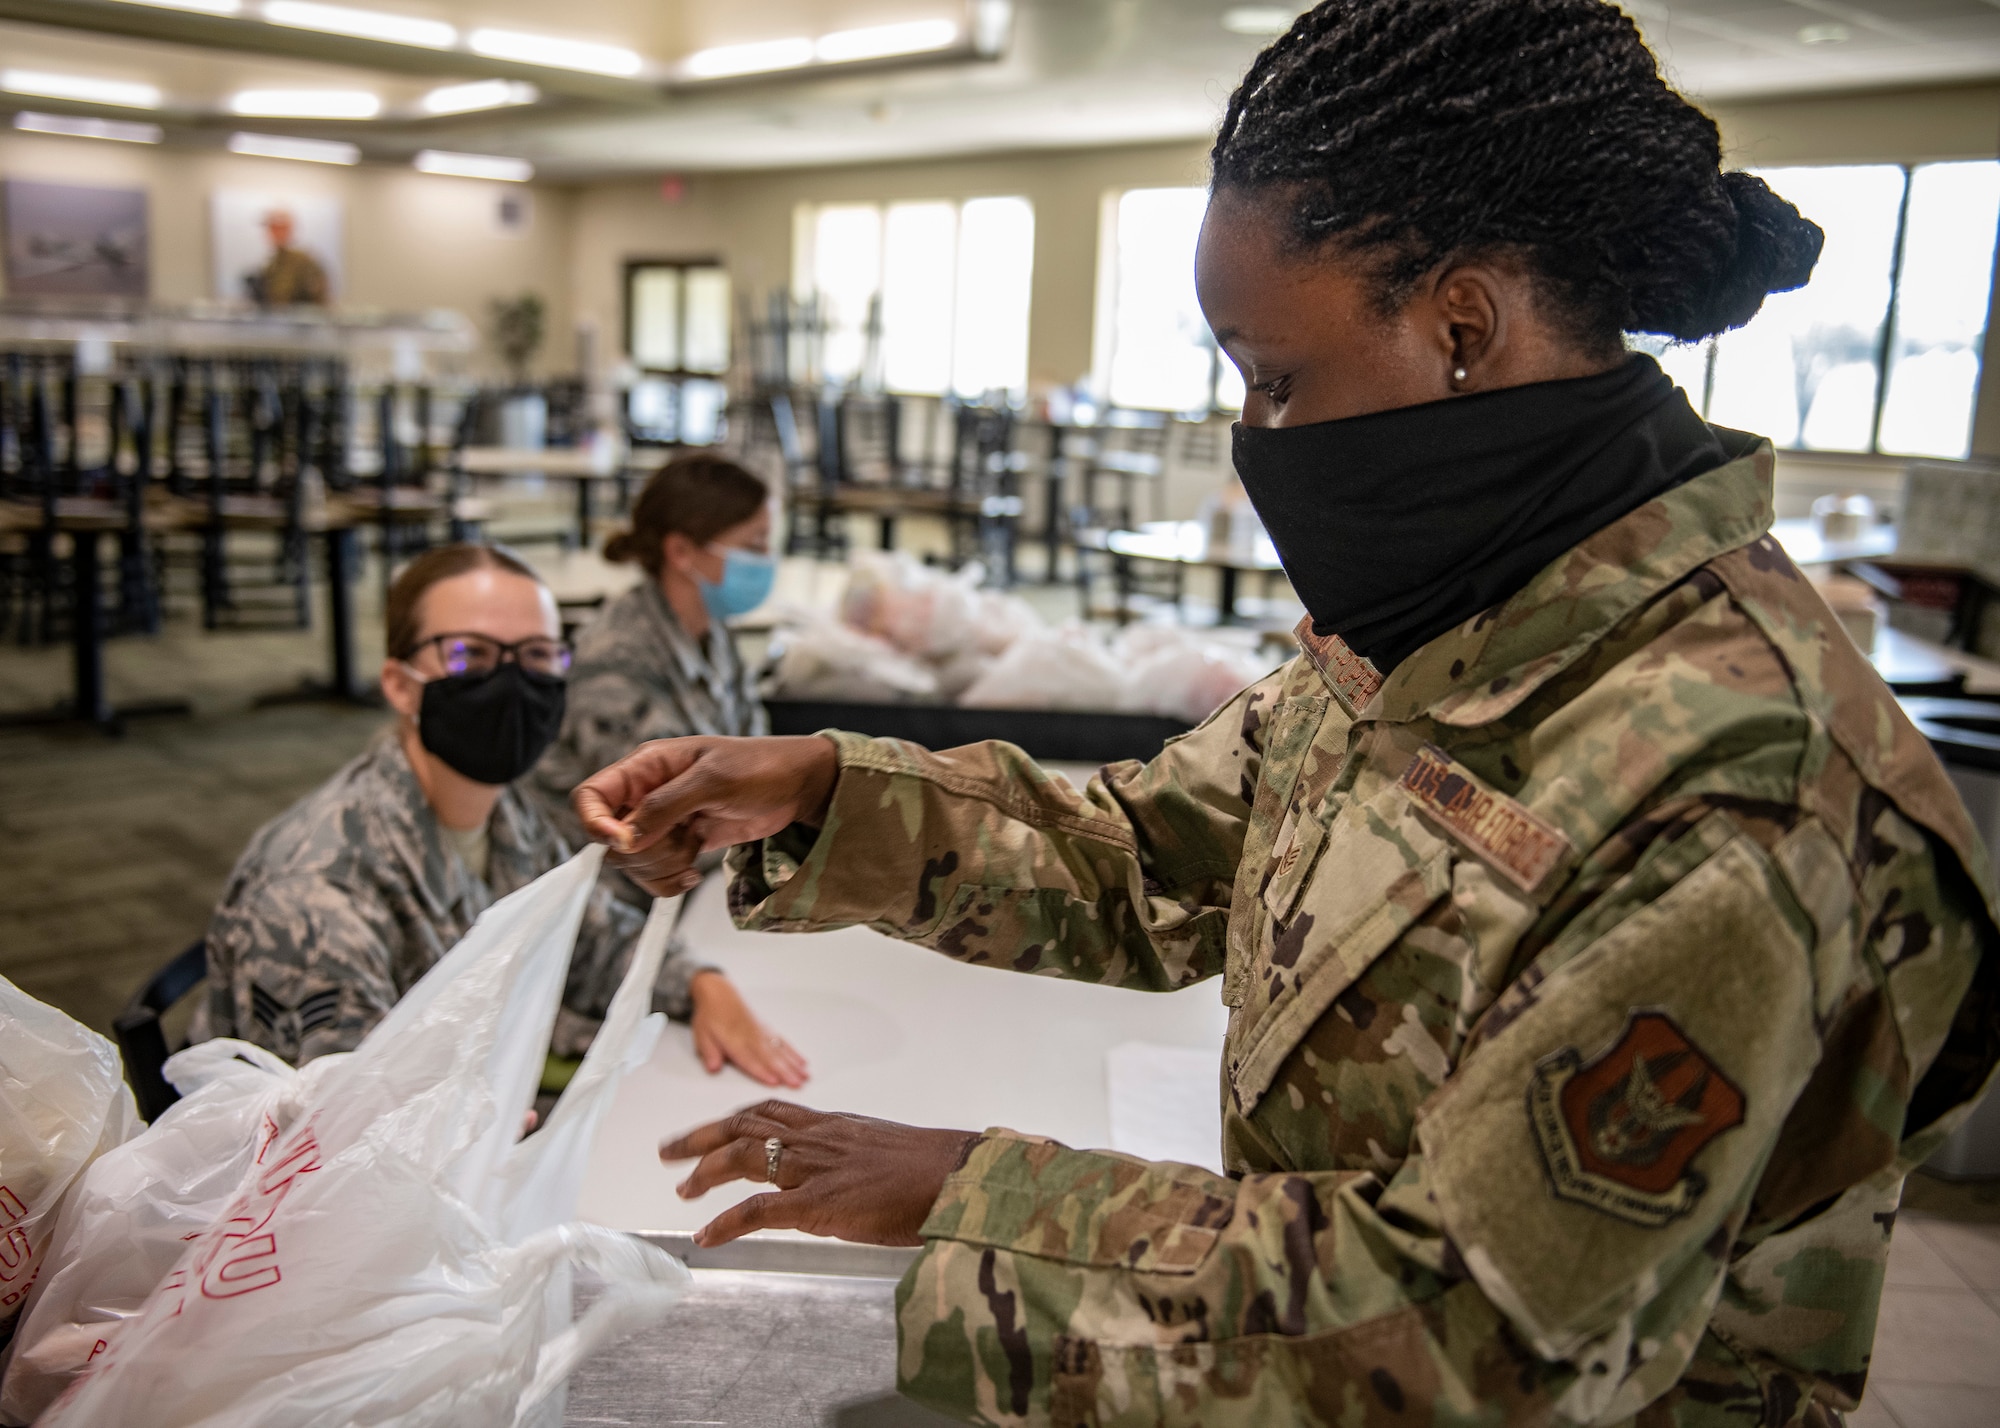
688;971;809;1088
662;1101;978;1248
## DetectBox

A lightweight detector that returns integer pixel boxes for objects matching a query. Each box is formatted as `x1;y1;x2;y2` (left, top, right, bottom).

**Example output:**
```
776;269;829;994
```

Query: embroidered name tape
1294;618;1384;711
1398;743;1569;893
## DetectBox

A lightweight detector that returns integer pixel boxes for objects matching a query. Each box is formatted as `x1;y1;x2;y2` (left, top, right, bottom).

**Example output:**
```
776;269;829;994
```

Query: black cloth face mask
1232;355;1728;673
414;662;567;785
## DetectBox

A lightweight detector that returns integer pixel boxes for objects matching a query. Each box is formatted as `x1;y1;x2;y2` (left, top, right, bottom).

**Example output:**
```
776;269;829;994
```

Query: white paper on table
1105;1041;1225;1174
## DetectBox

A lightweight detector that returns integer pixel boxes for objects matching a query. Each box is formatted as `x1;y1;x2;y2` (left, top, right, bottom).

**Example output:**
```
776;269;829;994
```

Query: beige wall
0;131;575;379
566;79;2000;459
567;141;1212;392
12;77;1995;421
1711;81;2000;168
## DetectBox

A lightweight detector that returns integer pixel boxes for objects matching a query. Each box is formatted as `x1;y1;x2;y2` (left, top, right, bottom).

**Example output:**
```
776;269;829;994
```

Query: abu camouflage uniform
529;578;768;907
728;436;2000;1427
195;728;703;1063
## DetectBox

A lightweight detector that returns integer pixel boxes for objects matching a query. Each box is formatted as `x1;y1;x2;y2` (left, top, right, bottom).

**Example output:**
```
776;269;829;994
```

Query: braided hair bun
1211;0;1825;345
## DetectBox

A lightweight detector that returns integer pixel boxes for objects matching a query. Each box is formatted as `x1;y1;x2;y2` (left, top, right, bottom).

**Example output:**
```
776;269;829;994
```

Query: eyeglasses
408;632;572;678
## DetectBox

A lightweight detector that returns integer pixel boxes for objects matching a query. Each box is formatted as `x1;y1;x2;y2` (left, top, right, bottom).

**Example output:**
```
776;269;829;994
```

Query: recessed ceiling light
816;19;959;64
682;36;815;79
420;78;538;115
1221;6;1297;36
261;1;455;48
228;131;361;164
229;88;381;118
413;149;532;181
1798;22;1852;45
467;29;645;77
971;0;1013;56
1;69;163;109
111;0;241;12
14;111;164;143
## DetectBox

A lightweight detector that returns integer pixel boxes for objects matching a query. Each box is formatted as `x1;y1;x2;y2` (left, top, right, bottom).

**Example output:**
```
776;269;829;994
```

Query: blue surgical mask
698;547;776;621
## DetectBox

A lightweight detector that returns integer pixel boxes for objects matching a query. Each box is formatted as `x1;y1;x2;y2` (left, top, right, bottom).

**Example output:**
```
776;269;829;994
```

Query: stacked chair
758;386;1024;578
0;343;480;730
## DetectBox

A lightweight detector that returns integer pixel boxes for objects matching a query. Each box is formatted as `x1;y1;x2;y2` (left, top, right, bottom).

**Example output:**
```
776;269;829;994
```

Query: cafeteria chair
1070;411;1177;622
113;939;207;1123
0;360;194;732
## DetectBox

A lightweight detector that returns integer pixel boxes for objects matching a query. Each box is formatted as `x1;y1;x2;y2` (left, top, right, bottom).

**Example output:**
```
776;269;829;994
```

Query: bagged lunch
31;849;690;1428
0;978;139;1357
0;1040;345;1423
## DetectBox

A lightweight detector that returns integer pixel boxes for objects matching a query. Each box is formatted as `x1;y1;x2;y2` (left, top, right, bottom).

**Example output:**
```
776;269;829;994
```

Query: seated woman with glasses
194;543;796;1083
524;454;805;1086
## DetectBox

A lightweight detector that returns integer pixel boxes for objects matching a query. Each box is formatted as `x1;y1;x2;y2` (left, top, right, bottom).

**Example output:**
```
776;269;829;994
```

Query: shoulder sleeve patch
1529;1010;1747;1228
1399;744;1570;894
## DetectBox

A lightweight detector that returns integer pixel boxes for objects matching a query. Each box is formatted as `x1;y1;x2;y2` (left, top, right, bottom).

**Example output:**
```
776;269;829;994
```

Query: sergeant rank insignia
1528;1011;1745;1227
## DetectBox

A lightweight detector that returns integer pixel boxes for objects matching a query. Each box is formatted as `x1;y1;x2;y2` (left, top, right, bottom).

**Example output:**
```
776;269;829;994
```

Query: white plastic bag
960;624;1128;712
1112;626;1276;725
0;977;138;1350
38;849;691;1428
840;552;1040;661
0;1041;344;1424
767;610;941;703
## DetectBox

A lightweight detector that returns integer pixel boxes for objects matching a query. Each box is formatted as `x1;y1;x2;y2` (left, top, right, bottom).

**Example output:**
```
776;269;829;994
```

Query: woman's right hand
572;735;840;897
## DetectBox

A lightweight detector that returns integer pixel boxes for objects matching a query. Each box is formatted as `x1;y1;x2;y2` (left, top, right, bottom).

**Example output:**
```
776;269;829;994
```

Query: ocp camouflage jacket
729;437;2000;1427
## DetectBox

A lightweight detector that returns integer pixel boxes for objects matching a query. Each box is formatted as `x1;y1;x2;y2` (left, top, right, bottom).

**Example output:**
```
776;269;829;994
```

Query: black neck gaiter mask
1232;355;1727;673
416;662;567;785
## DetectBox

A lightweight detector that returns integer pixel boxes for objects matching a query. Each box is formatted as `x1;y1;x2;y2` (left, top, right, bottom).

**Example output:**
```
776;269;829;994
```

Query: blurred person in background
195;543;802;1088
526;453;799;1083
252;208;328;308
577;1;1998;1423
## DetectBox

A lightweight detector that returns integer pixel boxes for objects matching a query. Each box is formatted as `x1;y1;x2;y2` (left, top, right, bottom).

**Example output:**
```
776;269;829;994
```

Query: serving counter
569;827;1229;1424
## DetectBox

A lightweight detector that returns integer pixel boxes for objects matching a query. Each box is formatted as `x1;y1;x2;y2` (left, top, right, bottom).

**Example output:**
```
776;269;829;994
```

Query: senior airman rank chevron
1398;743;1571;893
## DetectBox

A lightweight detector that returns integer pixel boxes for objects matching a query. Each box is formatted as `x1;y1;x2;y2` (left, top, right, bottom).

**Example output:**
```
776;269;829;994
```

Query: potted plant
491;292;547;448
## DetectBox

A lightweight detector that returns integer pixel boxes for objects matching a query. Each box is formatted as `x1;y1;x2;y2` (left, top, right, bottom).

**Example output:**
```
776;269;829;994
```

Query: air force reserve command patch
1529;1011;1746;1228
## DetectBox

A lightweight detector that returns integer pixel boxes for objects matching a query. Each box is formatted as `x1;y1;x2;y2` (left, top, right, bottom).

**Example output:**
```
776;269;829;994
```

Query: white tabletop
458;446;676;477
1770;517;1899;567
577;871;1231;1235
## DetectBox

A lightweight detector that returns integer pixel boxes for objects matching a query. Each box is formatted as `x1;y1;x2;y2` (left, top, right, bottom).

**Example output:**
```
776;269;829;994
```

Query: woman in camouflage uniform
578;3;1998;1425
527;453;773;886
196;544;798;1086
525;455;804;1086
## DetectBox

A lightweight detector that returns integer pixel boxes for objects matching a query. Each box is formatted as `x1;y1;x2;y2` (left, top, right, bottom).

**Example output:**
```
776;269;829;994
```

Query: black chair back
113;939;208;1122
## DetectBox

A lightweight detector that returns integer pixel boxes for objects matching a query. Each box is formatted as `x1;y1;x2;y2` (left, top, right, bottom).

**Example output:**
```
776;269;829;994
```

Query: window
1637;161;1999;460
624;260;730;445
624;259;731;375
791;196;1034;397
1097;187;1244;415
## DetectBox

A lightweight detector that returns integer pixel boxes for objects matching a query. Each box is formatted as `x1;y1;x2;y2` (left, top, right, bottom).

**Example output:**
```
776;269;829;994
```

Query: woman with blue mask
526;454;804;1088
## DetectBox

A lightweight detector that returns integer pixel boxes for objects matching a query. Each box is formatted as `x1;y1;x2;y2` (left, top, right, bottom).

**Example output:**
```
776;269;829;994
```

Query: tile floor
1;525;1996;1422
1860;1175;2000;1428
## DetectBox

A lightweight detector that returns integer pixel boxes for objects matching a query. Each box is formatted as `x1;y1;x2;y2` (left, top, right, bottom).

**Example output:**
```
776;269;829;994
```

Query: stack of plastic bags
0;978;139;1360
0;846;687;1428
767;552;1277;724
